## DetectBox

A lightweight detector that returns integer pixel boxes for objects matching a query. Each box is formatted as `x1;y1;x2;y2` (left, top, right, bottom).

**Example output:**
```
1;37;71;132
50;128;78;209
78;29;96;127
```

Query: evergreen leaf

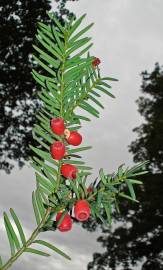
33;134;49;151
99;168;107;184
44;103;60;117
38;91;58;108
119;192;138;202
79;102;99;118
29;145;57;166
125;180;136;200
76;165;93;170
98;81;112;89
66;37;91;57
69;23;94;44
69;181;80;199
32;191;41;225
32;55;56;77
101;77;118;81
68;146;92;154
33;125;54;144
127;161;149;175
63;160;85;165
33;240;71;260
9;209;26;246
30;159;43;175
91;90;101;97
32;156;58;176
39;187;49;205
35;189;45;218
32;70;45;87
96;212;107;225
103;203;112;225
76;43;93;57
74;115;91;122
69;14;86;37
36;173;54;193
95;85;115;98
47;12;65;34
88;94;104;109
43;168;57;186
3;212;21;250
44;81;61;103
127;179;143;185
3;216;16;256
128;171;148;177
36;31;62;60
51;24;64;53
25;248;50;257
33;45;59;68
79;171;92;177
38;22;54;40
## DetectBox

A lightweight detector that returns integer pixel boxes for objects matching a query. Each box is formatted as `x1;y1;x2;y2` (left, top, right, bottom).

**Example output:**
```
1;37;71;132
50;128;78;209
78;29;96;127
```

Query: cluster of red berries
49;57;101;232
50;118;93;232
56;200;90;232
50;118;82;179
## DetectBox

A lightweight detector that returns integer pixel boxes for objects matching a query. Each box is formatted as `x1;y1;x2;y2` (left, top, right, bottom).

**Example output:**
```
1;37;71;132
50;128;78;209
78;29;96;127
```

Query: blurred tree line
0;1;162;269
0;0;77;173
87;63;163;270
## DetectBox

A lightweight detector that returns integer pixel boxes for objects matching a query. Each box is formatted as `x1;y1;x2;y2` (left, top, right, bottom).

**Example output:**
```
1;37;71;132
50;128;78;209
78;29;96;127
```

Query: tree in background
87;63;163;270
0;0;77;174
54;0;78;24
129;63;163;173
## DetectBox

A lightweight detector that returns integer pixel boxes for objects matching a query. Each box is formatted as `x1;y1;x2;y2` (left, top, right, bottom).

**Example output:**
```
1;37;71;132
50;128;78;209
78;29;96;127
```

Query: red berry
92;57;101;68
56;212;72;232
61;164;78;179
65;130;82;146
74;200;91;221
50;141;65;160
87;185;93;193
50;118;65;135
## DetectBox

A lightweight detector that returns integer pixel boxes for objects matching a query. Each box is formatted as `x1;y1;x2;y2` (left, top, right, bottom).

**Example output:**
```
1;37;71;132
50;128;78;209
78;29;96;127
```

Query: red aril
61;164;78;179
56;212;72;232
50;141;65;160
74;200;91;221
65;129;82;146
50;118;65;135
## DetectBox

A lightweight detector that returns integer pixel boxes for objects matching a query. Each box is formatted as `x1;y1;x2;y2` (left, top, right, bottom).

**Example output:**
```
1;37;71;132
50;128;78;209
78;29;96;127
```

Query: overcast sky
0;0;163;269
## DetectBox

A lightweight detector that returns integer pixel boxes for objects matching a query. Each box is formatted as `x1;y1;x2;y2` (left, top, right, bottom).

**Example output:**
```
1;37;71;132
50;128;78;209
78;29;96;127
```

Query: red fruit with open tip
92;57;101;68
74;200;91;221
65;129;82;146
61;164;78;179
50;141;65;160
56;212;72;232
50;118;65;135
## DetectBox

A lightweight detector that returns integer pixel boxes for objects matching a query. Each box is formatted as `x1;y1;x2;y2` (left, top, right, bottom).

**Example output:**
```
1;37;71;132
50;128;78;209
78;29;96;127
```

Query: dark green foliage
87;64;163;270
0;0;77;174
129;63;163;173
54;0;79;24
87;174;163;270
0;0;51;173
